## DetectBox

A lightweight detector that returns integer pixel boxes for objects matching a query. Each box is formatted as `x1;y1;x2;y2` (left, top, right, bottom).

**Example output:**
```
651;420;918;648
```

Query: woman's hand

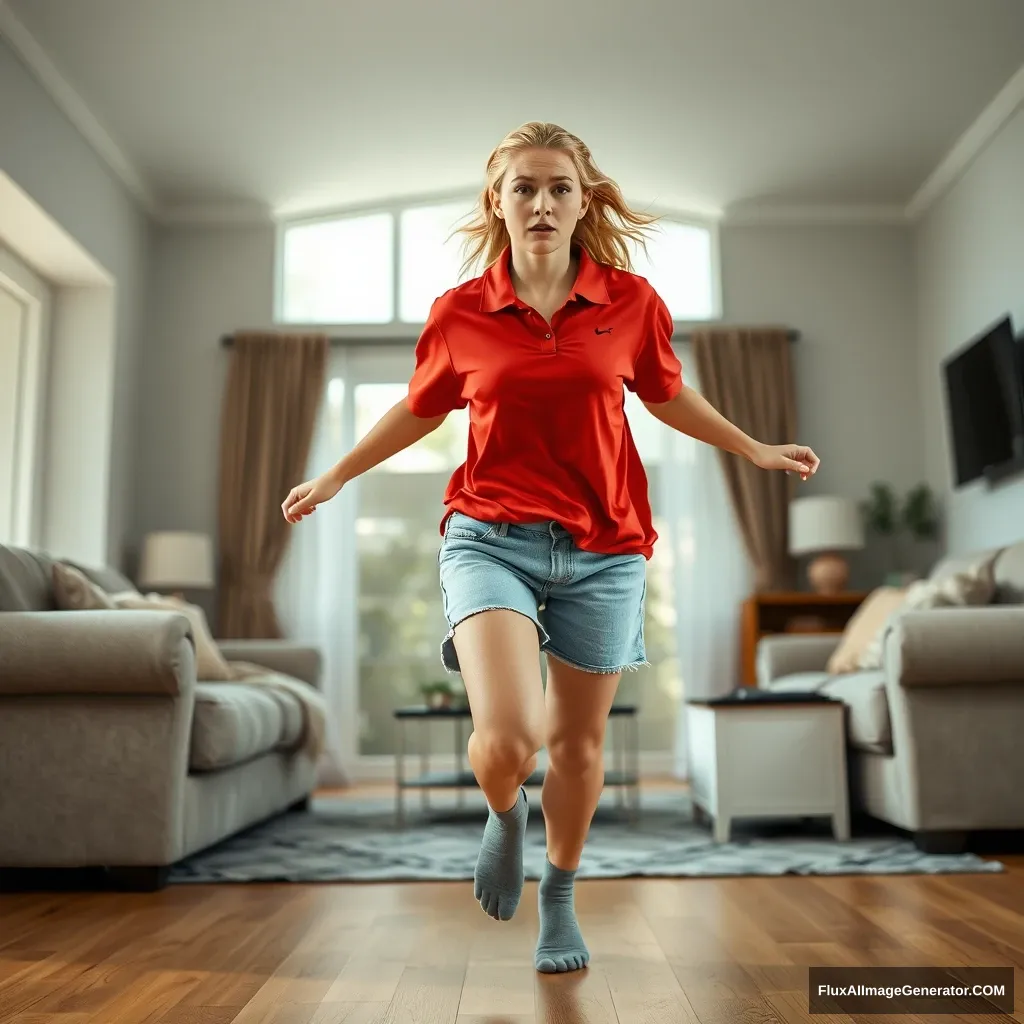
752;442;820;480
282;470;344;523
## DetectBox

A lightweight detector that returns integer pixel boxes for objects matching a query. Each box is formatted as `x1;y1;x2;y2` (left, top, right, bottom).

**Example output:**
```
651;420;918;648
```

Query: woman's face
492;147;590;257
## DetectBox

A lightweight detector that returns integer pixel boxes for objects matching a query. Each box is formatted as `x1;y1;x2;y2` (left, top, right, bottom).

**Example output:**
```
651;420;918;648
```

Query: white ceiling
5;0;1024;223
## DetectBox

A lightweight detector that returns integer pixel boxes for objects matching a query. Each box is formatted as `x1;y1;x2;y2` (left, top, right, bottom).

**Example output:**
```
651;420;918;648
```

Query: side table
685;696;849;842
393;704;640;827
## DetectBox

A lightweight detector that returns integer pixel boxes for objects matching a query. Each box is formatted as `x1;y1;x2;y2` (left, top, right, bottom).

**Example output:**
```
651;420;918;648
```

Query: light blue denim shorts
437;511;649;676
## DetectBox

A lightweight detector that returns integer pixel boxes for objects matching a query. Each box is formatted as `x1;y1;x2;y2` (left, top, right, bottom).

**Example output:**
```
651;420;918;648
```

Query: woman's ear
579;191;592;219
490;190;503;220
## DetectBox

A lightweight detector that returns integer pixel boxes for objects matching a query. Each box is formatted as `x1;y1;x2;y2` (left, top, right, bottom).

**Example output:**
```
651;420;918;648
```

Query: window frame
274;192;722;336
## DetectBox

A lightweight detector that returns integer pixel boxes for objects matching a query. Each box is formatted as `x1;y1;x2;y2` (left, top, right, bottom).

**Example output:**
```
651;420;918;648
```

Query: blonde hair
452;121;659;280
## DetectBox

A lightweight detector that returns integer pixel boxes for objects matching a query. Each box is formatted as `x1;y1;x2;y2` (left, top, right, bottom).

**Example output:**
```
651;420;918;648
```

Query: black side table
392;704;640;827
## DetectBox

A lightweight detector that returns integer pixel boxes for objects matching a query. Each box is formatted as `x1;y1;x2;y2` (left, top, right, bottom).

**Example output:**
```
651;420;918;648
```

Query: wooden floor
2;788;1023;1023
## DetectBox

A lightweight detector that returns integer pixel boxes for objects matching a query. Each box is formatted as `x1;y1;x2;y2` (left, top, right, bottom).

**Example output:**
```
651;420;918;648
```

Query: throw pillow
52;562;119;611
856;555;997;670
825;586;908;675
113;592;233;681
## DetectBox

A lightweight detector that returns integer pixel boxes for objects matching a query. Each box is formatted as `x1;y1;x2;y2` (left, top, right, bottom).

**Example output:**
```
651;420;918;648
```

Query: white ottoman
686;697;850;842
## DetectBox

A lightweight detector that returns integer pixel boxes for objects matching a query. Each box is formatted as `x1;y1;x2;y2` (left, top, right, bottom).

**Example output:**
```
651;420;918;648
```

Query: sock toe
473;788;528;923
535;858;589;973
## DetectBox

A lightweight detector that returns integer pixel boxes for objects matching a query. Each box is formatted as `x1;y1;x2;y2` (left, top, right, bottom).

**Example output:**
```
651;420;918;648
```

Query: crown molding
722;203;909;227
906;61;1024;222
0;1;158;215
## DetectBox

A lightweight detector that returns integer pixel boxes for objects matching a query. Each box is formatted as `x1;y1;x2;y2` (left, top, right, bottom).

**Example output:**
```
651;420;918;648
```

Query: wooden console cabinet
740;590;869;686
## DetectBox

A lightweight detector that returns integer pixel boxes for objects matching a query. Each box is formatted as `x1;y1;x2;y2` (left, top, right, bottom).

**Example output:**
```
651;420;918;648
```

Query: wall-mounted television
941;315;1024;487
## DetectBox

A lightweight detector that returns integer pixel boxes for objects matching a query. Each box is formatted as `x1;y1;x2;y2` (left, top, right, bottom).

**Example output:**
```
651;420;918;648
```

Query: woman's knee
547;731;605;775
471;728;543;777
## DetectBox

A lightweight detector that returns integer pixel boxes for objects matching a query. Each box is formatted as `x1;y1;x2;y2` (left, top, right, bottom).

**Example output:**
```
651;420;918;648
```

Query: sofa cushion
52;563;120;610
992;541;1024;605
190;682;304;771
63;560;137;597
819;670;891;754
857;558;997;670
763;669;892;754
825;587;907;674
0;545;56;611
763;671;831;692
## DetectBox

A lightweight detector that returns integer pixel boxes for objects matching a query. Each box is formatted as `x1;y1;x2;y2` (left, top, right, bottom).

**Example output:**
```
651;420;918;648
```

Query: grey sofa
756;539;1024;852
0;544;321;889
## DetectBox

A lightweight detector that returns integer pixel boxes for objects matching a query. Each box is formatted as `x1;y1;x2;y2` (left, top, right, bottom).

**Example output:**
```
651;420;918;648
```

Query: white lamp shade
138;531;214;589
788;496;864;555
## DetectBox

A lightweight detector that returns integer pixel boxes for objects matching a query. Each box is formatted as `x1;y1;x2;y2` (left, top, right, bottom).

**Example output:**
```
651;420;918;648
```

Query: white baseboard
350;750;679;783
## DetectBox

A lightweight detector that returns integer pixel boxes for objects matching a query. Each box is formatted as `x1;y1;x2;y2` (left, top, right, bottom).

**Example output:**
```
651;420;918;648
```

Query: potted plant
860;482;900;581
419;678;466;709
901;483;940;543
860;481;941;585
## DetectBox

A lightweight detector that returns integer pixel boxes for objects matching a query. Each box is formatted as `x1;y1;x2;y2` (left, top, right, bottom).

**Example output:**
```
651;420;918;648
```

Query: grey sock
473;786;527;921
535;857;589;973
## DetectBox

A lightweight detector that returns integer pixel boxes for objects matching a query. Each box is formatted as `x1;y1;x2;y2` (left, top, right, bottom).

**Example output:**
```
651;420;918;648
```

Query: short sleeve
406;311;466;417
628;289;683;403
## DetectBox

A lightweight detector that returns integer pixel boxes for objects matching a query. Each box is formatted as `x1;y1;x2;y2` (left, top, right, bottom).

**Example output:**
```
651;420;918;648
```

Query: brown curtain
216;332;329;638
691;327;798;592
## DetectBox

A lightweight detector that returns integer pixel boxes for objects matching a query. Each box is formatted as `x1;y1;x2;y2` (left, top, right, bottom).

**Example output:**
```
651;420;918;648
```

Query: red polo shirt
406;244;683;559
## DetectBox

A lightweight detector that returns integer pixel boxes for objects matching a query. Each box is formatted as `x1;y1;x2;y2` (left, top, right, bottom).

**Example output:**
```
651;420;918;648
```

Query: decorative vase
807;552;849;594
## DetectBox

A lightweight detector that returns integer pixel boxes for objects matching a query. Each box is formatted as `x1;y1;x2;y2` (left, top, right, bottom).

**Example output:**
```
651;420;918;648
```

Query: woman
282;121;819;974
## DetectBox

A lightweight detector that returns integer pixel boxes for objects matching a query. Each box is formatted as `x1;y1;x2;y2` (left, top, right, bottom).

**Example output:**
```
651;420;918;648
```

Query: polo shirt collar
480;244;611;312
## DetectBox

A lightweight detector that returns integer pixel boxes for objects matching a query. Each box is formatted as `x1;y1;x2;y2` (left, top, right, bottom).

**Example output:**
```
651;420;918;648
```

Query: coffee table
393;703;640;827
685;695;849;842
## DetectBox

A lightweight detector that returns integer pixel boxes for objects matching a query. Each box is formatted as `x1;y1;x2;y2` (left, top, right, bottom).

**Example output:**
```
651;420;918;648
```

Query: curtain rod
220;327;800;348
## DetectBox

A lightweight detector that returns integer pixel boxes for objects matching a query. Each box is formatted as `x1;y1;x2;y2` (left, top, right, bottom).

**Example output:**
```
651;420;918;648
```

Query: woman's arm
329;398;446;485
642;386;818;477
283;398;447;522
642;386;759;459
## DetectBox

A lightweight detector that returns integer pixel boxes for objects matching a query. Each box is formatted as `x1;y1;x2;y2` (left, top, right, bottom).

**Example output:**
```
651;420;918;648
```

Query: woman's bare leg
536;655;622;972
453;609;545;920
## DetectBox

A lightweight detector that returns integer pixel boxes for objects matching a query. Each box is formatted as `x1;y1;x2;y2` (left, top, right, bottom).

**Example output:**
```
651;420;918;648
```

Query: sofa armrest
215;639;322;688
0;610;195;695
885;607;1024;687
756;634;840;686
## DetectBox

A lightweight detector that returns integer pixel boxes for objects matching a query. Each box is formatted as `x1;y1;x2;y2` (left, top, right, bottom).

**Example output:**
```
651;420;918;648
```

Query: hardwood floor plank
307;1006;391;1024
2;790;1022;1024
377;967;464;1024
458;963;536;1018
534;966;617;1024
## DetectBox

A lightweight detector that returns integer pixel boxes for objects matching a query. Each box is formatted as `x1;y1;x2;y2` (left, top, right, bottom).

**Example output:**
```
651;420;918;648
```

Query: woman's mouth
529;225;555;233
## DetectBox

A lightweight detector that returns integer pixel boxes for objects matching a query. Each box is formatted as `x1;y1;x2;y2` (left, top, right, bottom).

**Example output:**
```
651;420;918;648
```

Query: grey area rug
169;789;1003;883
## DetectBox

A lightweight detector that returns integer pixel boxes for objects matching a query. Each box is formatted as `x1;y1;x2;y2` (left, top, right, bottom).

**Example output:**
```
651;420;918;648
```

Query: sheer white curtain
275;352;359;787
657;354;752;777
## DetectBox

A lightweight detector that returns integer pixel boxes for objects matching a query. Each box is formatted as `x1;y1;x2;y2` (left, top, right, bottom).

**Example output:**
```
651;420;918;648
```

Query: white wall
0;36;150;568
719;223;922;586
916;105;1024;555
137;225;274;558
138;220;921;592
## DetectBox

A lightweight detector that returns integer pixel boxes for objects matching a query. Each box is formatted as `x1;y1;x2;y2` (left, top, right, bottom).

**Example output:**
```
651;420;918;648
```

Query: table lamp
138;531;214;599
788;496;864;594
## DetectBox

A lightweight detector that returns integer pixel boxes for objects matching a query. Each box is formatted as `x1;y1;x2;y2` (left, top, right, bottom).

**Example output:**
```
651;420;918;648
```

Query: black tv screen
942;315;1022;487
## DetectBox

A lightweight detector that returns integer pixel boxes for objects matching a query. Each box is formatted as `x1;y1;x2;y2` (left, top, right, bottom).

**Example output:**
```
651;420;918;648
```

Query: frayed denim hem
543;647;650;675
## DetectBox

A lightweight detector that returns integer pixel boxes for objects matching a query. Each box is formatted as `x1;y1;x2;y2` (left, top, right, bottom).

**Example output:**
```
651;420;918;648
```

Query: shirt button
545;333;551;339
